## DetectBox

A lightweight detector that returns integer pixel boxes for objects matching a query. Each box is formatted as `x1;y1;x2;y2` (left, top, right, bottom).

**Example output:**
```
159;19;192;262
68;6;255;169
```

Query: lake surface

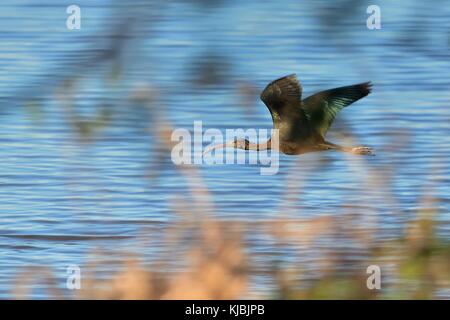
0;0;449;299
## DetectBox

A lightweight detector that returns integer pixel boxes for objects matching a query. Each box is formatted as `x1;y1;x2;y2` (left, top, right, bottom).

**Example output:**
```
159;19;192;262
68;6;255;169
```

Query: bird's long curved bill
202;141;234;157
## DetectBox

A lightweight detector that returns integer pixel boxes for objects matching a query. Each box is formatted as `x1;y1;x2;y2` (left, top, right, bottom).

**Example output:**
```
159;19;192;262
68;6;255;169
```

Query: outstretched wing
301;82;372;137
260;74;302;125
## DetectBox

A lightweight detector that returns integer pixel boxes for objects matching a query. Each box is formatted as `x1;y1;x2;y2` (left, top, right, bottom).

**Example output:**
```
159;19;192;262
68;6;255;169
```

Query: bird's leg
321;141;374;155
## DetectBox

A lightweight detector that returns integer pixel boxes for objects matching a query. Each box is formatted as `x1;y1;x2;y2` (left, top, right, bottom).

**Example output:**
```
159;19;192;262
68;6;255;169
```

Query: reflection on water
0;0;449;299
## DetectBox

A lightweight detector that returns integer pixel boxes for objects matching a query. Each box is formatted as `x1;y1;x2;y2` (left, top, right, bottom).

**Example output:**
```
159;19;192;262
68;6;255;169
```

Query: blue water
0;0;449;298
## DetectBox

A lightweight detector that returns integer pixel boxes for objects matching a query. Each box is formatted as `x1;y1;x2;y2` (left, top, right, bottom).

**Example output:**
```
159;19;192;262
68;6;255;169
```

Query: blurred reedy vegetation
13;199;450;299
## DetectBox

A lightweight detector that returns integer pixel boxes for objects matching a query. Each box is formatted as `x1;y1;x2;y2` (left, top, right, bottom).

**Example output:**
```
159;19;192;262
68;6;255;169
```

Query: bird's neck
238;139;271;151
240;129;279;151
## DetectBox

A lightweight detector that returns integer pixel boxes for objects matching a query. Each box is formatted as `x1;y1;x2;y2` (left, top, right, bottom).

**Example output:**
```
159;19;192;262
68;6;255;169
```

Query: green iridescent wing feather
301;82;372;137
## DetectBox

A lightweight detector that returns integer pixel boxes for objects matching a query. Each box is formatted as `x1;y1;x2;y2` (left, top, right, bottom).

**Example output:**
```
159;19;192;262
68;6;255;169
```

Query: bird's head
233;138;250;150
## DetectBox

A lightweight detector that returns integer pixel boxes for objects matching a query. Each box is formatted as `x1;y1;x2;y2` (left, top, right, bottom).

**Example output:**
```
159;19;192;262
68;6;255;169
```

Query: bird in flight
205;74;374;156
